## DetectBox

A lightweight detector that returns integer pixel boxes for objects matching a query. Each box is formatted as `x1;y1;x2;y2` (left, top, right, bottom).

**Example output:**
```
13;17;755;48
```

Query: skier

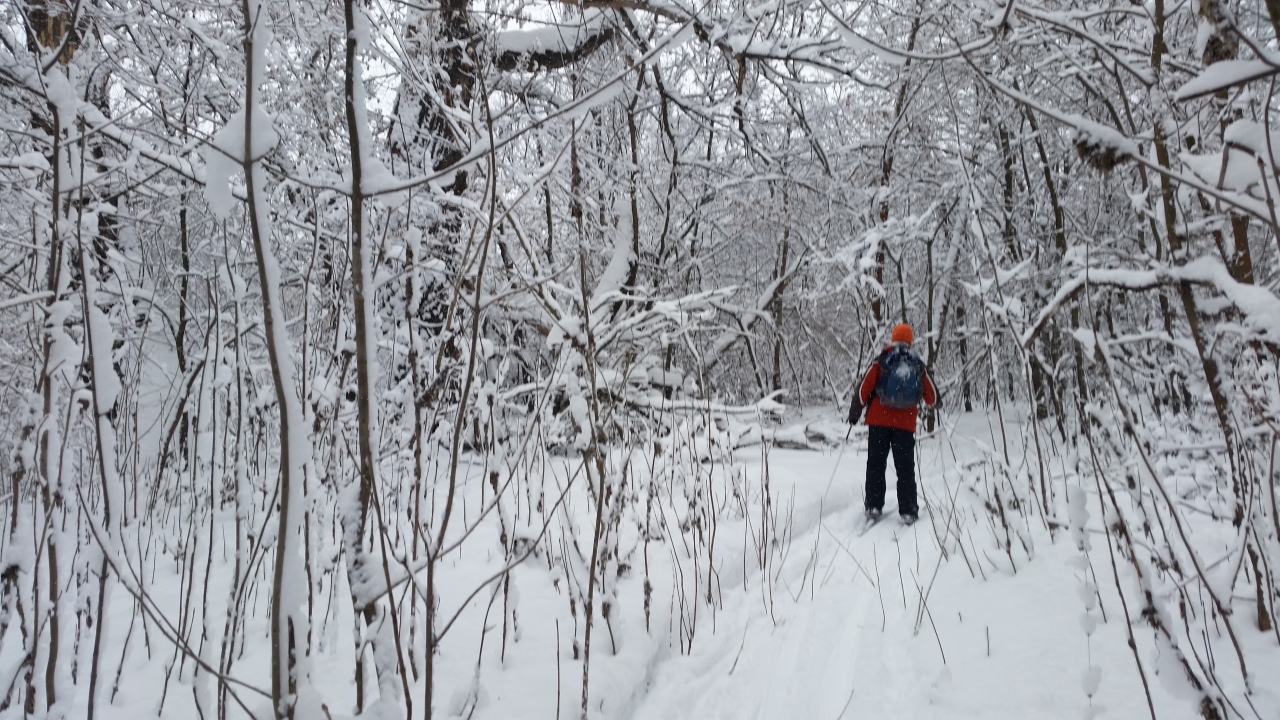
854;323;936;525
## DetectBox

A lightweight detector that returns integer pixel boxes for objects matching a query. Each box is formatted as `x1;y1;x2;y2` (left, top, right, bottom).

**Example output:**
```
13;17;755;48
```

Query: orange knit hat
891;323;913;344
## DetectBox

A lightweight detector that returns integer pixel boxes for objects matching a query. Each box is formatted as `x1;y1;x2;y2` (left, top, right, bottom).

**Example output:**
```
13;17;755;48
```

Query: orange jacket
858;345;936;433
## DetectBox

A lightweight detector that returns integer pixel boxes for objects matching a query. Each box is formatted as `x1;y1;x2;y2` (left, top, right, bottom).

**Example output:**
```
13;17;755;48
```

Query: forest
1;0;1278;718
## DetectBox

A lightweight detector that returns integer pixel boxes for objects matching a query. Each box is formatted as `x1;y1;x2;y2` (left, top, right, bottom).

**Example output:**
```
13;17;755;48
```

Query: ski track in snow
622;438;913;720
628;502;934;720
630;547;876;719
622;420;1214;720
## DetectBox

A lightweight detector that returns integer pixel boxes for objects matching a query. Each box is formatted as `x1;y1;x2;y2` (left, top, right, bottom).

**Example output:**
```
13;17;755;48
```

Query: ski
890;515;920;543
857;512;885;537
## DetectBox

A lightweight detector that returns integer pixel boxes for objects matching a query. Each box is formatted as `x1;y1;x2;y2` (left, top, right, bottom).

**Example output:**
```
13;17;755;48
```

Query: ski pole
824;423;853;501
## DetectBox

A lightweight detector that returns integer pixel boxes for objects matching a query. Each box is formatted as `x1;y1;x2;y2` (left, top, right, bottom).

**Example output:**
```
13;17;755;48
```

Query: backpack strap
872;347;896;397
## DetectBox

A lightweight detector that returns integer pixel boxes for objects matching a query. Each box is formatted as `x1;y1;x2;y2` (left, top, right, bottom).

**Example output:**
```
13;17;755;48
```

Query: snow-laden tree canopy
1;0;1279;717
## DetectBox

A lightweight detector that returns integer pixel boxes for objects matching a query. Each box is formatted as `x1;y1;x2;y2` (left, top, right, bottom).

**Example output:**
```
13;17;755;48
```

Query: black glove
847;396;864;424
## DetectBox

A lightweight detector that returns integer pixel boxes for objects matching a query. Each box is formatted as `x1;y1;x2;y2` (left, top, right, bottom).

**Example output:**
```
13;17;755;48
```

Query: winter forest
3;0;1280;717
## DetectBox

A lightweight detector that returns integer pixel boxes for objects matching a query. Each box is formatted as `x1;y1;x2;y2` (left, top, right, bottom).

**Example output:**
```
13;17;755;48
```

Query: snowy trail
629;510;939;719
628;435;939;720
625;428;1170;720
628;523;876;718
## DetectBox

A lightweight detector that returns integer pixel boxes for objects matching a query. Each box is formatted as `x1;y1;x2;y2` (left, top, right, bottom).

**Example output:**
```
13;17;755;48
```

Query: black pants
865;425;917;515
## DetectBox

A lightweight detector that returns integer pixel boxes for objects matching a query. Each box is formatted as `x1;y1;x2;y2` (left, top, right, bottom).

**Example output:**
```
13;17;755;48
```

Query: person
856;323;936;524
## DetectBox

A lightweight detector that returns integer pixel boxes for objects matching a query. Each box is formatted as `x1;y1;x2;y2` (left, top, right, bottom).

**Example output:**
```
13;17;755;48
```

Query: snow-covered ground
628;438;1162;720
58;410;1279;720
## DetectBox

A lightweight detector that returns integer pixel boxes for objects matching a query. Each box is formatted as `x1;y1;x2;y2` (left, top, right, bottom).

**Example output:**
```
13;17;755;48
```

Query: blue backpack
875;345;925;409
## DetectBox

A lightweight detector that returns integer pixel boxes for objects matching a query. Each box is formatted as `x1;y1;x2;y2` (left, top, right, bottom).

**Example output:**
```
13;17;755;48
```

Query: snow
1177;255;1280;339
1175;59;1280;100
41;66;80;116
496;10;609;56
14;1;1280;717
203;106;280;219
1222;119;1280;164
647;367;683;388
0;152;49;172
564;80;628;123
0;291;54;312
588;214;636;317
1070;117;1139;163
614;413;1214;720
345;8;403;205
1023;255;1280;349
29;408;1273;720
836;25;909;66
